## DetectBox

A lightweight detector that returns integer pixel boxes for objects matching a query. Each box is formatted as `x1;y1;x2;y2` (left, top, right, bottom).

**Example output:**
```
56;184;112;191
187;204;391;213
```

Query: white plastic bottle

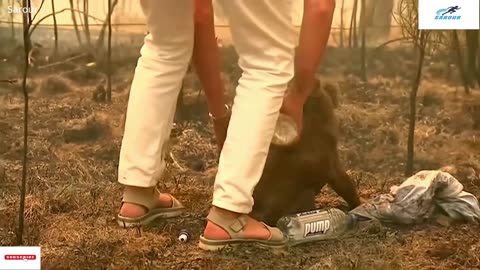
276;208;358;246
271;113;298;146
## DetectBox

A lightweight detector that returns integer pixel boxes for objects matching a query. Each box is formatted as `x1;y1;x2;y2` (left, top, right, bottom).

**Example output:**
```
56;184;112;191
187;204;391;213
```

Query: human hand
209;104;231;156
274;78;320;147
275;81;305;146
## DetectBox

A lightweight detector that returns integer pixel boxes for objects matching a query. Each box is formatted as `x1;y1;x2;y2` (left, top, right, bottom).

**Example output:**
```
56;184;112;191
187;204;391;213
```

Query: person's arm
277;0;335;146
294;0;335;100
192;0;230;153
192;0;228;117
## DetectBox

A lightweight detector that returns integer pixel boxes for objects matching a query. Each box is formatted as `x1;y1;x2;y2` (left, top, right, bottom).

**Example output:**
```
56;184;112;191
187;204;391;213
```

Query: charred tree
340;0;345;47
51;0;58;55
106;0;112;102
360;0;367;81
352;0;359;48
406;31;428;176
69;0;83;45
17;0;32;245
466;30;480;88
374;0;394;42
452;30;470;94
358;0;394;44
83;0;92;49
96;0;119;49
348;0;359;48
9;0;15;40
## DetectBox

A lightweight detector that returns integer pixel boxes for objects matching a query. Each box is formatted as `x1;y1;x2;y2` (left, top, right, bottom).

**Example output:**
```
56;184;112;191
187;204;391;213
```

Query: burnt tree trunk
406;31;428;176
9;0;15;40
360;0;367;81
453;30;470;94
96;0;119;49
83;0;92;50
340;0;345;47
18;0;32;245
358;0;394;44
69;0;83;45
352;0;358;48
106;0;112;102
51;0;58;55
348;0;359;48
466;30;480;88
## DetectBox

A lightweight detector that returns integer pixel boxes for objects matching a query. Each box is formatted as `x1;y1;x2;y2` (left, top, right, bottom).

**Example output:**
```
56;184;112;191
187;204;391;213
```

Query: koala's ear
322;82;339;108
311;78;339;109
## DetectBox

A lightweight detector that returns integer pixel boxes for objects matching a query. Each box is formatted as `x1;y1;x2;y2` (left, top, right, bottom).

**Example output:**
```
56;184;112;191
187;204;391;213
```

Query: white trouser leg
118;0;194;188
213;0;297;213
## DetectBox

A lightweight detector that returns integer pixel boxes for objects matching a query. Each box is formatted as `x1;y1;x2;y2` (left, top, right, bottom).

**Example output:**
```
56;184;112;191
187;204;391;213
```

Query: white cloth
118;0;297;214
349;170;480;224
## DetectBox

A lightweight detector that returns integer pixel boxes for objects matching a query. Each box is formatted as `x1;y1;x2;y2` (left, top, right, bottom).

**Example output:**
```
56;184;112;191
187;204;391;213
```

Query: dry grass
0;44;479;270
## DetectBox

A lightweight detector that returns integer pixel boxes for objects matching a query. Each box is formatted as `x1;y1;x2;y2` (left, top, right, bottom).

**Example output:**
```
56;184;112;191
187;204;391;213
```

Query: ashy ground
0;39;479;270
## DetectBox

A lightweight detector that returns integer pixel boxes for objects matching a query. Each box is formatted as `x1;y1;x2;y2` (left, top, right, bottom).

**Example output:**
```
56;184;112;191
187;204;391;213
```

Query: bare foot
119;187;173;218
202;206;273;240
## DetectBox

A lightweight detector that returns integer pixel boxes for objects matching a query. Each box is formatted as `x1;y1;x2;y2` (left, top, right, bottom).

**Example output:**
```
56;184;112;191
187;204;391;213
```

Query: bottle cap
178;229;192;242
346;213;360;228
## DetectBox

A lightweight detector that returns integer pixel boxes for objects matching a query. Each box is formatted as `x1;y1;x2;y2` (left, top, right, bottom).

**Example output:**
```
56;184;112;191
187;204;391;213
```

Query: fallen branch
374;37;447;52
53;183;73;200
0;79;18;83
374;37;413;51
36;53;88;70
169;152;187;172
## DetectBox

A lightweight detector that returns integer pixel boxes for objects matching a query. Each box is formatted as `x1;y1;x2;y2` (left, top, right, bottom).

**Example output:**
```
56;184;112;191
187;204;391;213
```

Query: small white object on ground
178;229;192;242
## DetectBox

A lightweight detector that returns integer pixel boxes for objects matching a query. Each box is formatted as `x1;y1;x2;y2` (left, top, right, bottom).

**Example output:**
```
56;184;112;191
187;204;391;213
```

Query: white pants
118;0;296;214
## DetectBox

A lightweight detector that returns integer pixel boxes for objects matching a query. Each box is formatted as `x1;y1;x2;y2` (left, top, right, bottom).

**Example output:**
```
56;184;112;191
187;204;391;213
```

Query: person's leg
201;0;297;246
117;0;193;226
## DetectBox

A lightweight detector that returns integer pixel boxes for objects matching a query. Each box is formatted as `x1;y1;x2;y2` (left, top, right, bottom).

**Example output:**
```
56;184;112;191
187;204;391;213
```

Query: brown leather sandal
117;188;185;228
198;211;288;251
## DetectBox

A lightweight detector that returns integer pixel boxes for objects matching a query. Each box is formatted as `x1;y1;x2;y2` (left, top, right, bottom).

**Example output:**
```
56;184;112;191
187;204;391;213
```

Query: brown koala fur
250;80;361;226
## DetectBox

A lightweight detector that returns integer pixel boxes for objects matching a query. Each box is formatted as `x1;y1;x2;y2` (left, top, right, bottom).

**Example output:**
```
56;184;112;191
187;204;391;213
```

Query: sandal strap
121;188;159;210
259;222;286;241
206;212;287;242
168;194;185;209
206;211;248;239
